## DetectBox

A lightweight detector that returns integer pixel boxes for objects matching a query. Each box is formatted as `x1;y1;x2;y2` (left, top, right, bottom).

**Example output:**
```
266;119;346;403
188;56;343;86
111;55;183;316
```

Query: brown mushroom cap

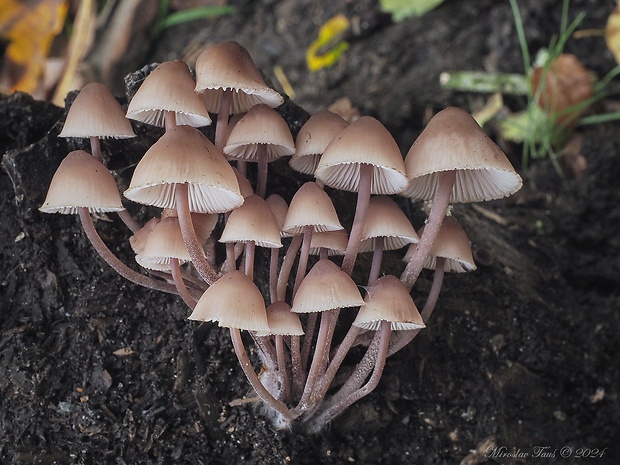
282;182;343;234
219;194;283;248
188;270;269;332
126;61;212;128
360;196;419;252
223;104;295;162
129;217;160;255
290;110;349;175
402;107;523;202
258;301;304;336
404;216;476;273
58;83;136;139
124;125;243;213
353;275;425;330
315;116;409;195
291;259;365;313
39;150;124;214
194;41;284;114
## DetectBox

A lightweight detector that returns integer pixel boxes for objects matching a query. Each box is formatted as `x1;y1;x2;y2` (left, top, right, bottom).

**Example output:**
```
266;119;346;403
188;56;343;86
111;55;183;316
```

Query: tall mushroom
400;107;522;290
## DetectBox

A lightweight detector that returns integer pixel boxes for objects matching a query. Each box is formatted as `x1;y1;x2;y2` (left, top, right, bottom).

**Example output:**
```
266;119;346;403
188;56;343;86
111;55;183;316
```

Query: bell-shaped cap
219;195;283;248
265;194;292;238
59;82;136;139
124;125;243;213
291;259;365;313
405;216;476;273
223;104;295;162
282;182;343;234
353;275;425;330
315;116;409;195
126;61;212;128
129;217;160;255
188;271;269;332
257;301;304;336
39;150;124;214
360;196;419;252
290;110;348;175
402;107;523;202
309;230;349;256
195;41;284;113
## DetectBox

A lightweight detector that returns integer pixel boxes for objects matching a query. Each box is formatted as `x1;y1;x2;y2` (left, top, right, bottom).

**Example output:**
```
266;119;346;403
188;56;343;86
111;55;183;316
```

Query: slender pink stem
276;335;291;403
244;241;255;280
269;247;279;304
400;170;455;290
78;207;177;294
170;257;196;310
116;210;141;234
175;183;218;285
276;235;303;301
164;110;177;131
367;236;384;285
230;328;292;423
89;137;103;162
256;145;269;199
215;89;232;149
293;226;313;297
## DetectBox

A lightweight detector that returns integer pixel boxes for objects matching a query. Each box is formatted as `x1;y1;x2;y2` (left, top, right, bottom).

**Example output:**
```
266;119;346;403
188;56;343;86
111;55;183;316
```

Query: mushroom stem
292;226;313;297
275;335;291;403
215;89;233;149
341;163;373;275
307;321;391;431
269;248;279;304
164;110;177;131
89;136;103;162
388;256;446;356
116;209;141;234
170;257;196;310
244;241;256;280
300;312;317;372
78;207;178;294
400;170;455;290
230;328;293;423
256;144;269;199
367;236;384;285
276;235;303;301
174;183;219;285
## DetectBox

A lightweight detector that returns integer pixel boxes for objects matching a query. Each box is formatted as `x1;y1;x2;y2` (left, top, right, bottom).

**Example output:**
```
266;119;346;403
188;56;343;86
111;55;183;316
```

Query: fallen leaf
306;14;350;72
0;0;69;95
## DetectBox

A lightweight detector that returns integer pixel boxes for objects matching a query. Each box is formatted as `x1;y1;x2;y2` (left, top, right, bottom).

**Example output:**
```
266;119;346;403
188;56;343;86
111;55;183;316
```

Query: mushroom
188;270;292;424
194;41;284;148
39;150;177;295
315;116;409;276
126;60;211;130
223;103;295;198
400;107;522;290
124;125;243;284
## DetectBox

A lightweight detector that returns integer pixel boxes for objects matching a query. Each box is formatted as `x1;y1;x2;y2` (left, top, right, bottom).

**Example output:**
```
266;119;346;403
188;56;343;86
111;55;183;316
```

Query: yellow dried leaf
0;0;69;94
605;2;620;64
306;14;350;72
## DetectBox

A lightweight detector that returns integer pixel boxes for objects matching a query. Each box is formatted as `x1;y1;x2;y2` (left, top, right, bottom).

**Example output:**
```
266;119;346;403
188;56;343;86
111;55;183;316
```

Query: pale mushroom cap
265;194;291;238
360;196;419;252
309;230;349;256
40;150;124;214
126;61;212;128
58;83;136;139
139;212;218;270
124;125;244;213
353;275;425;331
232;166;254;198
194;41;284;113
257;301;304;336
315;116;409;195
405;216;476;273
291;259;365;313
219;195;283;248
129;217;160;255
139;215;192;269
282;182;343;234
223;104;295;162
290;110;349;175
402;107;523;202
188;270;269;332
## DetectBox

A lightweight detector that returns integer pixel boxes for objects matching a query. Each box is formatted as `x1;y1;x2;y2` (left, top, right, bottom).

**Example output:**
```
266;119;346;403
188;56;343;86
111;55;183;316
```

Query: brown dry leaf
605;1;620;63
0;0;69;95
561;133;587;178
530;54;594;129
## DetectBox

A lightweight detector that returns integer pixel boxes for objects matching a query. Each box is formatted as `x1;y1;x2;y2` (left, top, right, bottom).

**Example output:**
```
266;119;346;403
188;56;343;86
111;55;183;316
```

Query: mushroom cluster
40;41;522;431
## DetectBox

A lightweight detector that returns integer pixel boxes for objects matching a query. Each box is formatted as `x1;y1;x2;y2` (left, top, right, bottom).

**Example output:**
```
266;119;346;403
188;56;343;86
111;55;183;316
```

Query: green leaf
380;0;445;22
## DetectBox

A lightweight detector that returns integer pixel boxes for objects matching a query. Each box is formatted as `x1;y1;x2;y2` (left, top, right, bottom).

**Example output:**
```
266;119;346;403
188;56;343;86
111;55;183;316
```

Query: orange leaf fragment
0;0;69;95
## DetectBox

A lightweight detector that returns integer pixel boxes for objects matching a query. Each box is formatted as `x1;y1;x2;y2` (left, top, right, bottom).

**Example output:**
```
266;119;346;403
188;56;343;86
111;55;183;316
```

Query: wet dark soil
1;1;619;464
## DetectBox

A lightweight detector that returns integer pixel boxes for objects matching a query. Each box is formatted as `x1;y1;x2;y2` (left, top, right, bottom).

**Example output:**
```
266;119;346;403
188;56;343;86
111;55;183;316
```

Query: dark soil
1;1;619;464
